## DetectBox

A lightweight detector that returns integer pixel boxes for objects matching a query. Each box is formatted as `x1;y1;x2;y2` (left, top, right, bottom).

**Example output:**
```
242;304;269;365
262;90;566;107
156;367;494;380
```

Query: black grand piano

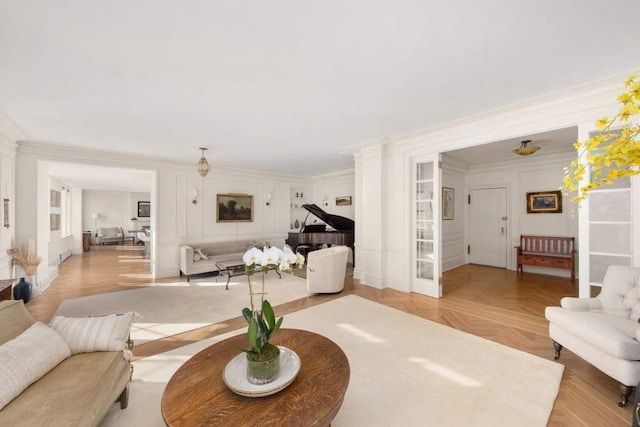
286;204;355;266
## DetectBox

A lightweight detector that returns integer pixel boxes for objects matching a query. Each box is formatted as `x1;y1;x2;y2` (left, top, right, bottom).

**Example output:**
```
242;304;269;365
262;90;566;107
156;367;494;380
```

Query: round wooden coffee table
161;329;350;426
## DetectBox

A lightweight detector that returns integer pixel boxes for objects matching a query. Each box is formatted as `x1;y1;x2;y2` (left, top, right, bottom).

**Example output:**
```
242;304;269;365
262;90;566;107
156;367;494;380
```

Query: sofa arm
560;297;602;312
179;246;194;273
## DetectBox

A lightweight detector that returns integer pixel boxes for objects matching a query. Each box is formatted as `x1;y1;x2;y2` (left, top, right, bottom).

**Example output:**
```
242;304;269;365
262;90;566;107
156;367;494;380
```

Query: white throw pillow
0;322;71;410
197;248;209;260
193;252;201;262
49;312;135;354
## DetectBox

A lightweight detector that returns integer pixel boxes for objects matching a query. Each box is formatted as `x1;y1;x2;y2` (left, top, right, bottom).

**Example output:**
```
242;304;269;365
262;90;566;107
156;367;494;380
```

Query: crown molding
441;156;469;174
0;111;29;142
466;151;576;174
350;70;635;157
16;139;313;183
311;167;355;181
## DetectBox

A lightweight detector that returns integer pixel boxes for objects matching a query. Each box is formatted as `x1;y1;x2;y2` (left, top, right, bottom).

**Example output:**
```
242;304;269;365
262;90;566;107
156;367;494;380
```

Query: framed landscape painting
217;193;253;222
526;191;562;214
335;196;352;206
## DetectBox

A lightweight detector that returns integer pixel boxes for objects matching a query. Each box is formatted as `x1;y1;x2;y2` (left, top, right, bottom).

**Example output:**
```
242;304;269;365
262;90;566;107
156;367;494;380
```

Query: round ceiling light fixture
513;140;541;156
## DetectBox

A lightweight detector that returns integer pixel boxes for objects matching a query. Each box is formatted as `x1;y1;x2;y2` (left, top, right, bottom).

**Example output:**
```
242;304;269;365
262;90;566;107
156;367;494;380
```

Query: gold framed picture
217;193;253;222
526;191;562;214
335;196;352;206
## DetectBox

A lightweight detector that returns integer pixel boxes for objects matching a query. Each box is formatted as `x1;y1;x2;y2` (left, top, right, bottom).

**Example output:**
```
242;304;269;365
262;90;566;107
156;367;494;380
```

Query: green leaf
256;316;268;335
242;308;253;323
262;300;275;330
247;319;258;350
255;327;268;352
271;316;283;336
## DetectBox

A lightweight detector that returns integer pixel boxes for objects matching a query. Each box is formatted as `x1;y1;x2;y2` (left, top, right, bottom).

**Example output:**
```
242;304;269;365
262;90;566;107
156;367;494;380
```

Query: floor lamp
91;213;99;236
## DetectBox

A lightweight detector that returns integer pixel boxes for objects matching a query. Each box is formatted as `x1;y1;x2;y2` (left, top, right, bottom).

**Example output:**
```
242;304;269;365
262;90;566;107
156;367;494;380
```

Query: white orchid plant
241;245;305;357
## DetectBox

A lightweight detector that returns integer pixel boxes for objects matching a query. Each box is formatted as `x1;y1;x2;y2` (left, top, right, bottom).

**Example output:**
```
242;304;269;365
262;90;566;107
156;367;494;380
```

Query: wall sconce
266;194;271;206
192;189;199;205
322;195;328;207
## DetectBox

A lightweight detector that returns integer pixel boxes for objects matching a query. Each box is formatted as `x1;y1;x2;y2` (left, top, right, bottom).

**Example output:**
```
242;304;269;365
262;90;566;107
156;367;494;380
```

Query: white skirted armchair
306;246;349;294
545;265;640;406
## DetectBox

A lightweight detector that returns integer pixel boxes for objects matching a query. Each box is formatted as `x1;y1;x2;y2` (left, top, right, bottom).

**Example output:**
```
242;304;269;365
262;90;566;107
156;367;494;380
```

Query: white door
412;155;442;298
468;187;508;268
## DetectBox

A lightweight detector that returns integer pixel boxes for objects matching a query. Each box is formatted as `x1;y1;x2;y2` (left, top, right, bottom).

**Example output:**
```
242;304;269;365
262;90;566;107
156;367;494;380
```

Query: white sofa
545;265;640;406
97;227;125;245
306;246;349;294
179;239;272;282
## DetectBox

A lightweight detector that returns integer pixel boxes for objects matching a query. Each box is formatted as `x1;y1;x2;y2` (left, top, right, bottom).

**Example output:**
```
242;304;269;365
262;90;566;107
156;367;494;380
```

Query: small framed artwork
137;201;151;218
336;196;352;206
442;187;455;220
526;191;562;214
217;193;253;222
50;189;60;207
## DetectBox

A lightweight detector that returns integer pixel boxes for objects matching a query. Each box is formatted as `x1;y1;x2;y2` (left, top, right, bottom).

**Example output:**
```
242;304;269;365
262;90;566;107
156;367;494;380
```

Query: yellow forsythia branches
563;75;640;206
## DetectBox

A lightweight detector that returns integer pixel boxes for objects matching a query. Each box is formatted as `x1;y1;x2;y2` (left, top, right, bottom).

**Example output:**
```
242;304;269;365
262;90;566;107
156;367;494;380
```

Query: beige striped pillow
0;322;71;410
49;313;135;354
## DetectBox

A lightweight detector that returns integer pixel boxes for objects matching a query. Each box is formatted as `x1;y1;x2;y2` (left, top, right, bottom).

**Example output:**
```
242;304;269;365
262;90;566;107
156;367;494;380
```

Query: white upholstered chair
545;265;640;406
136;231;150;258
306;246;349;294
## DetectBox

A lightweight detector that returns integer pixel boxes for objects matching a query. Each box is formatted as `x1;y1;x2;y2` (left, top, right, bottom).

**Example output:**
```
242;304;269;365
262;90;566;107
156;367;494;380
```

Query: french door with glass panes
412;154;442;298
578;129;636;298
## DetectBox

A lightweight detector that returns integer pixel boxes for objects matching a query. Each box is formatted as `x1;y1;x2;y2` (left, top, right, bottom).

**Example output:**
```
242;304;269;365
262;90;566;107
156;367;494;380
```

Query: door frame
466;183;512;269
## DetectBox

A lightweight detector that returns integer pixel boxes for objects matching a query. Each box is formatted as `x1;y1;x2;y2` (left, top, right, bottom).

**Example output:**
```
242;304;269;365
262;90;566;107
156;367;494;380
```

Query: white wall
83;190;150;236
311;169;355;263
311;169;355;222
47;176;74;268
464;154;578;278
155;166;312;277
442;166;466;271
0;116;18;280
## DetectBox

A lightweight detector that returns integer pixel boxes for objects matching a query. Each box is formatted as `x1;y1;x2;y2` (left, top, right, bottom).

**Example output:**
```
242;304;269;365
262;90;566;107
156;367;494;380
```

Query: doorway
468;187;508;268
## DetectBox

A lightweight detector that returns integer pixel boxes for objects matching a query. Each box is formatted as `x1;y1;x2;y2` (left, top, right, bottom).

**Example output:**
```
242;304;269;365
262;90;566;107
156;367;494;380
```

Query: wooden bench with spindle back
516;235;576;282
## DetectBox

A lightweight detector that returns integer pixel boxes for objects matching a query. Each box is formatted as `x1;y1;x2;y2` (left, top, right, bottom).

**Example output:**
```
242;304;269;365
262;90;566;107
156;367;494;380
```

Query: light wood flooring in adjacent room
26;246;632;426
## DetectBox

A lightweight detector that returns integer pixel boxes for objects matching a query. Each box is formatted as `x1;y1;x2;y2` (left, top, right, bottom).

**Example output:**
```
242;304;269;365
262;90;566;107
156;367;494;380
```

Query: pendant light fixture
197;147;211;177
513;140;541;156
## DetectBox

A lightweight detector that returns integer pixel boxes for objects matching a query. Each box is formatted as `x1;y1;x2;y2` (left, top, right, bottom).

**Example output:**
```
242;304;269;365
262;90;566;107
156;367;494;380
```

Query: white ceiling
444;127;578;167
1;1;640;176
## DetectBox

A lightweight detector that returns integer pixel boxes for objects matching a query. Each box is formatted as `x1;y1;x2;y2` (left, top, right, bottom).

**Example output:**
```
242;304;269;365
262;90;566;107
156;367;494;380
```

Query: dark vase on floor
13;277;32;304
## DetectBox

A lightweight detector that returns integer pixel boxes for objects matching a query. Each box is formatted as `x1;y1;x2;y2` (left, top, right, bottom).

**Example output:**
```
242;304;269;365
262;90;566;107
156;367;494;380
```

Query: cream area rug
101;295;563;427
54;272;307;346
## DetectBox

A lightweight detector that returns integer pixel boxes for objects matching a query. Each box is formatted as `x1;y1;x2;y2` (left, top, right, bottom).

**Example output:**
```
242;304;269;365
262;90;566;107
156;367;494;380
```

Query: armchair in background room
306;246;349;294
136;230;150;258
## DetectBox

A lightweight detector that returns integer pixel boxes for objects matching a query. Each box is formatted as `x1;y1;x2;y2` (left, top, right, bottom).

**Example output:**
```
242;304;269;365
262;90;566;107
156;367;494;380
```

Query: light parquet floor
25;248;633;426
